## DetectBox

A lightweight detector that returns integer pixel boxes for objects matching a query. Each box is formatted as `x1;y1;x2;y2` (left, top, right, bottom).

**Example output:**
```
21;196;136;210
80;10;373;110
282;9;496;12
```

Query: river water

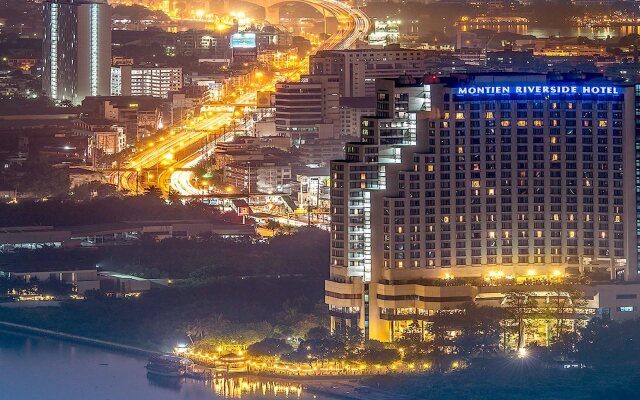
0;330;329;400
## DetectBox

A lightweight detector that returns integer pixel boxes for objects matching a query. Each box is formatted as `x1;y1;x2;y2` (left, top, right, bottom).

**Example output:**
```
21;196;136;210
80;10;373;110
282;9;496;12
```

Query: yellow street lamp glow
552;270;562;277
527;269;536;276
164;152;174;160
195;9;204;18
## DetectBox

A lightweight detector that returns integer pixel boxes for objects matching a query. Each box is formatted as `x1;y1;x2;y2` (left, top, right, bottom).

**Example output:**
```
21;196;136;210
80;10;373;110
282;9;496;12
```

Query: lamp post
135;167;141;195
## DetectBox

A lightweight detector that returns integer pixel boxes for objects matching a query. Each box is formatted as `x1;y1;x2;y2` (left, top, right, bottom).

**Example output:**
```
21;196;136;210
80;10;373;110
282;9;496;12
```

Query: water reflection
456;23;640;39
0;330;321;400
208;377;303;399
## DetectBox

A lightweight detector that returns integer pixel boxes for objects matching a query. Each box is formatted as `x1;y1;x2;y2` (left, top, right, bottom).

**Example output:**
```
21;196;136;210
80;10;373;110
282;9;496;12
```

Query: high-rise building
310;48;458;98
43;0;112;104
275;75;340;144
110;66;183;98
326;72;639;341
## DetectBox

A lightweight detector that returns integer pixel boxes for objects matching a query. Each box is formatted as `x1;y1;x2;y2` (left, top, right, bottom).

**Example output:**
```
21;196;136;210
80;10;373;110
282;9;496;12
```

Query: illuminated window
398;261;404;268
443;216;450;223
569;214;575;221
504;231;510;238
397;226;403;233
489;231;495;239
551;153;559;161
533;120;543;127
442;121;449;128
360;173;366;180
444;112;450;119
486;111;494;119
601;232;606;239
585;180;591;187
472;163;480;171
598;120;608;127
488;188;495;195
615;215;621;223
413;260;419;268
553;214;560;221
550;137;557;144
567;102;574;109
551;103;558;109
569;231;576;238
471;181;480;188
500;120;511;127
517;120;527;127
458;215;464;222
427;165;434;172
455;112;465;120
457;146;464;154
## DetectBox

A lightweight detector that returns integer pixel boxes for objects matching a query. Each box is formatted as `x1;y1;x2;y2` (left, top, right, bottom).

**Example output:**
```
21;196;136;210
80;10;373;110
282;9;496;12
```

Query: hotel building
326;72;639;341
43;0;112;104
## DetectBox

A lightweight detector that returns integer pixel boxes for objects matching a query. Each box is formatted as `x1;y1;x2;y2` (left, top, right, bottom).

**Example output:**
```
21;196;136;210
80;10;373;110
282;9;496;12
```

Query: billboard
230;33;257;49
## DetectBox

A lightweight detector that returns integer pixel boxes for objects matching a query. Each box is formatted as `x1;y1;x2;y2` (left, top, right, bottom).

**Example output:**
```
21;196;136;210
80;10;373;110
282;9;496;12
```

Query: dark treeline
0;196;224;227
0;228;330;279
0;277;326;351
366;316;640;399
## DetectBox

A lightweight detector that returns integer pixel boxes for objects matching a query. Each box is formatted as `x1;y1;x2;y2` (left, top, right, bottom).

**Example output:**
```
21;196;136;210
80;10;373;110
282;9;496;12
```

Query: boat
146;354;193;378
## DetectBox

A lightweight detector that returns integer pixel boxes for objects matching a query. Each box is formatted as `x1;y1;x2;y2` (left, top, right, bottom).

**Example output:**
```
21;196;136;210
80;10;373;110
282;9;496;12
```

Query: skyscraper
326;72;639;341
43;0;111;104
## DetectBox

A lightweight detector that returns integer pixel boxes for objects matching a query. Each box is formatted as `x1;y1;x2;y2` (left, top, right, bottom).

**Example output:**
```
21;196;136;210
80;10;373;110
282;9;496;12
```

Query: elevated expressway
109;1;369;196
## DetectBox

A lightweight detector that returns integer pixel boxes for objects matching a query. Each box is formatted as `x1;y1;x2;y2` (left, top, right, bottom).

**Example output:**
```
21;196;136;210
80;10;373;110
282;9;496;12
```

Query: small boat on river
146;354;193;378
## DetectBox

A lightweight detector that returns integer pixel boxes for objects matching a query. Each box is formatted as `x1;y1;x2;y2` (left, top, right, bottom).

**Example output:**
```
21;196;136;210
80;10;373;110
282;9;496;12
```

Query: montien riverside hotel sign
454;85;622;96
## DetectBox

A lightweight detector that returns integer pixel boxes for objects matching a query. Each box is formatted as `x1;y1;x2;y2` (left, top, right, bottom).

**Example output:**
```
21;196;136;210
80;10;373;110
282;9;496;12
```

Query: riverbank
0;320;161;357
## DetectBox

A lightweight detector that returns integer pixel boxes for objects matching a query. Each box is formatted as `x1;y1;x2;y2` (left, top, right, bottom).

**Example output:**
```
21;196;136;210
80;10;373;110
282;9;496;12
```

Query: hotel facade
326;73;640;342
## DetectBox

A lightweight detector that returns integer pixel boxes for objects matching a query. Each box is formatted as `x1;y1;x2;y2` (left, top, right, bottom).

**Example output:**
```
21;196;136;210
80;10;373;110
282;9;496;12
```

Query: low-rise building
0;266;100;294
82;96;162;143
297;139;345;166
224;161;292;194
296;168;330;209
72;119;127;157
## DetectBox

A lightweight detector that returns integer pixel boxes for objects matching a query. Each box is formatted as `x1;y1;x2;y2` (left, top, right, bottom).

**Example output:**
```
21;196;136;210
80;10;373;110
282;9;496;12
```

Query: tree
247;338;293;357
144;185;163;199
265;219;281;233
453;304;506;358
336;325;363;359
360;346;400;366
504;291;537;351
166;188;181;205
306;326;331;340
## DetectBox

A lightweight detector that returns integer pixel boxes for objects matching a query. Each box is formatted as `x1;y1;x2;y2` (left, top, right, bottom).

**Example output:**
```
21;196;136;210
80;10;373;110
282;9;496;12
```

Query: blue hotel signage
454;85;621;96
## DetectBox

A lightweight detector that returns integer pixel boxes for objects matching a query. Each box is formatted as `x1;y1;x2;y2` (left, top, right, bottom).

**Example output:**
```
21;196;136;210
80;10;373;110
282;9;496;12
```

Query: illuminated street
108;1;369;198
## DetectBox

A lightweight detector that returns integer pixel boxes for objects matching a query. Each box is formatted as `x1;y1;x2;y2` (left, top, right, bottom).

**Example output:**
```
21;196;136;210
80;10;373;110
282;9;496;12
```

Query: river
0;329;330;400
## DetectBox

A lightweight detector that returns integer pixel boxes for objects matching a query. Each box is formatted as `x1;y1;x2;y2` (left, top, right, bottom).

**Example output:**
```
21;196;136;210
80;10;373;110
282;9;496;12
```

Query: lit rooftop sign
454;85;621;96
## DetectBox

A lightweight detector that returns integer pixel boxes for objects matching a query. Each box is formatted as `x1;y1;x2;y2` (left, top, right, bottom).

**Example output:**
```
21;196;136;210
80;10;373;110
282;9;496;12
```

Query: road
109;1;370;196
